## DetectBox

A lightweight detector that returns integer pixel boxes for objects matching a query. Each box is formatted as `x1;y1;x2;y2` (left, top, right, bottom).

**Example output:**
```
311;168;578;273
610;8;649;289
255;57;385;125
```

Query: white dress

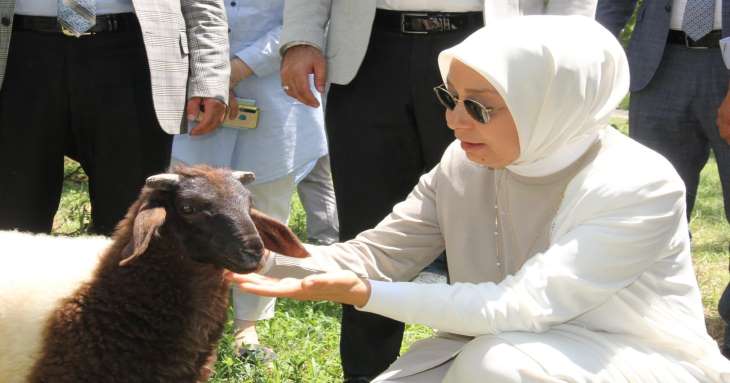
262;129;730;382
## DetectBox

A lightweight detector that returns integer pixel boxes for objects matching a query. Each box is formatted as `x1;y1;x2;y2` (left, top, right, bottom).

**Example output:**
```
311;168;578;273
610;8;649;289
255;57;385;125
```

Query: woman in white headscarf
228;16;730;382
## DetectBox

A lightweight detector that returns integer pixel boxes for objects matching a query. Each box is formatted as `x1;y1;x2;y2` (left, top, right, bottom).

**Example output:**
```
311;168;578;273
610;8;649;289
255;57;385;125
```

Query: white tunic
263;129;730;381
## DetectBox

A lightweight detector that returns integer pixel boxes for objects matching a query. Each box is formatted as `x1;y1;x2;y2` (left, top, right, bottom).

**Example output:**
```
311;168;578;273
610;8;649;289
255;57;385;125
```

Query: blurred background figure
597;0;730;358
0;0;229;236
171;0;330;363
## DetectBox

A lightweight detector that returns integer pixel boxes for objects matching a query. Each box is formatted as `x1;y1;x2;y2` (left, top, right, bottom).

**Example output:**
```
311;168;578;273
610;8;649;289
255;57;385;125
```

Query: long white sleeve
263;165;446;282
358;171;686;336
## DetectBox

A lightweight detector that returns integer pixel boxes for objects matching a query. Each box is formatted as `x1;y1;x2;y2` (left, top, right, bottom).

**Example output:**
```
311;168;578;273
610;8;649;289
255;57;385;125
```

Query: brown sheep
0;165;307;383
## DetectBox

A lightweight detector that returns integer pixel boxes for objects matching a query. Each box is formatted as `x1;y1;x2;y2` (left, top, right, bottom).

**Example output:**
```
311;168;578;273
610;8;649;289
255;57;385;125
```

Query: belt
374;9;483;35
667;29;722;49
12;13;136;37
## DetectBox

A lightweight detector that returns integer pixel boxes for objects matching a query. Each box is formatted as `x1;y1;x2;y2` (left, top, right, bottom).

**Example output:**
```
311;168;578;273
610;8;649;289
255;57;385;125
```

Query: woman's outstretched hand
225;270;372;308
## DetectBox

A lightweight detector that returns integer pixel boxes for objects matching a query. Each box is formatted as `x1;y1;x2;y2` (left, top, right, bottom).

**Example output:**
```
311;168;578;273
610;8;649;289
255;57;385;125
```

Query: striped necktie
58;0;96;37
682;0;715;41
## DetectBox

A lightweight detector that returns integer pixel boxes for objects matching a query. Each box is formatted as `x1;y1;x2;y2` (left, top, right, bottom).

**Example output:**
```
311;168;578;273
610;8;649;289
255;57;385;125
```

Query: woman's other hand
225;270;372;307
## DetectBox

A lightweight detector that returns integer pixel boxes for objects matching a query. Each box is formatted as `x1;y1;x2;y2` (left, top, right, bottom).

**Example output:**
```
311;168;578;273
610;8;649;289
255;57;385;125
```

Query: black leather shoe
344;376;374;383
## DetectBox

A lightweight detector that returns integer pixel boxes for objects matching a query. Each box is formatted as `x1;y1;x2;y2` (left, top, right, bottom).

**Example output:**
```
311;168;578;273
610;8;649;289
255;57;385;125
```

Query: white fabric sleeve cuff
257;251;277;274
721;37;730;69
258;248;335;280
356;280;411;317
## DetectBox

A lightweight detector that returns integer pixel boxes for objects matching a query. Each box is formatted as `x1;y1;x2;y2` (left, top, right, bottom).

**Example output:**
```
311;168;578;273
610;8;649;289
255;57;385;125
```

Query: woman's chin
463;150;508;169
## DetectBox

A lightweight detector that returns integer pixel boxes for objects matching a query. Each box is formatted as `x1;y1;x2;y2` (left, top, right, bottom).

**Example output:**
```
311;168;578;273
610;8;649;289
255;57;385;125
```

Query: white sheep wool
0;231;110;383
438;15;629;177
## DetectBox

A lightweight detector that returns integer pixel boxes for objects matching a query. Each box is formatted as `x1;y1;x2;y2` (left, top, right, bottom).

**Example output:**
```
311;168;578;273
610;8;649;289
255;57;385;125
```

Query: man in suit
597;0;730;358
279;1;597;381
0;0;229;235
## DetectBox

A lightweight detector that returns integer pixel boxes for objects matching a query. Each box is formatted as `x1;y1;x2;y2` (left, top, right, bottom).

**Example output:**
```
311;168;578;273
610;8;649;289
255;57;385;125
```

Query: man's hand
718;83;730;145
280;45;326;108
187;97;226;136
225;270;372;307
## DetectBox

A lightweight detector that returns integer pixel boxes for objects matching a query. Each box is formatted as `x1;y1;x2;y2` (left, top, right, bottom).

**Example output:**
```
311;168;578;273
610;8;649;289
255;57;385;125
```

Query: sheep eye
180;204;196;215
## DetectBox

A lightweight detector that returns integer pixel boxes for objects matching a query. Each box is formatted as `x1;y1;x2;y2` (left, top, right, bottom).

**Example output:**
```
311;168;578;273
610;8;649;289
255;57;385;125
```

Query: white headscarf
438;16;629;177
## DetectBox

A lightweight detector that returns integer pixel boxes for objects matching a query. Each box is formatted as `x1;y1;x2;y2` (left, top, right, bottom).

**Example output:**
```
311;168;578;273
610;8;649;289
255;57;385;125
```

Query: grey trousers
297;155;339;245
628;44;730;223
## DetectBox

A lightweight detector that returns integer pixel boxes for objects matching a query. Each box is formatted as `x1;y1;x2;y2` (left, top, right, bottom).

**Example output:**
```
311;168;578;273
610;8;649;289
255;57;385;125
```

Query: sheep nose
241;236;264;256
242;249;262;262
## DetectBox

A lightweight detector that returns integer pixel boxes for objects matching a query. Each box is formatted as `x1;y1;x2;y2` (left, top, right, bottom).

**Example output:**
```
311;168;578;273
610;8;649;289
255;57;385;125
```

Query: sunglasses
433;85;493;124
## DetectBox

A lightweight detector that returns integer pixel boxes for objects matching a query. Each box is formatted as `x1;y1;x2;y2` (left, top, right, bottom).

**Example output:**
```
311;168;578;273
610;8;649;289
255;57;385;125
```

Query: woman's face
444;60;519;168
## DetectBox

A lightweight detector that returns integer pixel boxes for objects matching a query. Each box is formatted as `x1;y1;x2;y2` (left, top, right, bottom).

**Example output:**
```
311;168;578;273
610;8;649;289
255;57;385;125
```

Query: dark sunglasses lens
464;100;487;124
434;87;456;110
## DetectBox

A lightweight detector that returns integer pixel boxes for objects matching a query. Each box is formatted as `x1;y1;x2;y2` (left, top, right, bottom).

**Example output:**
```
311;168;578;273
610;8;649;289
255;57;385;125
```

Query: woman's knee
444;335;551;383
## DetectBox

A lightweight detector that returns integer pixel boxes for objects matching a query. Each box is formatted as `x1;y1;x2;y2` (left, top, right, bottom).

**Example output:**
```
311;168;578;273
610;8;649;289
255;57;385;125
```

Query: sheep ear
250;208;309;258
120;205;167;267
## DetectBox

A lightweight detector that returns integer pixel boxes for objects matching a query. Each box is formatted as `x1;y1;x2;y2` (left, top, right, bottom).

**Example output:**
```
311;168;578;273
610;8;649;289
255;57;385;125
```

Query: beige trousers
231;174;295;320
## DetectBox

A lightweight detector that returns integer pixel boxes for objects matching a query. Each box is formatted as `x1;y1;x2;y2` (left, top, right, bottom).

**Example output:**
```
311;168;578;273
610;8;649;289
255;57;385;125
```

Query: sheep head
117;165;308;273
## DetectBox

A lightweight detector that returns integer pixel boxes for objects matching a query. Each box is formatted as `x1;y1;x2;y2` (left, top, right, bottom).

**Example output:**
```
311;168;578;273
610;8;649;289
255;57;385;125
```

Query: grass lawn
55;119;728;381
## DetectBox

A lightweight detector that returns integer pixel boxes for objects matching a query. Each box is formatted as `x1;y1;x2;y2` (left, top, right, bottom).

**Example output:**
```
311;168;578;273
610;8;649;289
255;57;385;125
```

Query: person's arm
595;0;639;37
358;169;687;337
227;25;284;118
235;25;283;79
259;164;447;283
279;0;331;107
544;0;598;17
280;0;331;55
181;0;230;135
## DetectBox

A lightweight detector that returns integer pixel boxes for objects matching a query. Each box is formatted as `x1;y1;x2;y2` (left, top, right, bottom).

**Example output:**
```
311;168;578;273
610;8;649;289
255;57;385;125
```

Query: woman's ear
250;208;309;258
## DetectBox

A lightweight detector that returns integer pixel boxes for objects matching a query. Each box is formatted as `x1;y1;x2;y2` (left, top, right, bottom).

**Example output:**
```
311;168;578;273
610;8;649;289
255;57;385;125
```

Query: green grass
55;118;729;380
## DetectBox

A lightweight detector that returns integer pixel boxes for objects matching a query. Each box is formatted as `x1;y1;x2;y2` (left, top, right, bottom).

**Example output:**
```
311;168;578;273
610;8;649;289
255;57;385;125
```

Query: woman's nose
446;103;473;131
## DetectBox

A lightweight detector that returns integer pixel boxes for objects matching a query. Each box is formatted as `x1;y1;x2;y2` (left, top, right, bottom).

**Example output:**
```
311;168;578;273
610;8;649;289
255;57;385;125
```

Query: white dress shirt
376;0;483;12
14;0;134;16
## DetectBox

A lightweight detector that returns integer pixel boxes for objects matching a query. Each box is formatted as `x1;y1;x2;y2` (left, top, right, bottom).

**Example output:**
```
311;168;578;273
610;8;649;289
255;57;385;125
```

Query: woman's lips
460;140;485;152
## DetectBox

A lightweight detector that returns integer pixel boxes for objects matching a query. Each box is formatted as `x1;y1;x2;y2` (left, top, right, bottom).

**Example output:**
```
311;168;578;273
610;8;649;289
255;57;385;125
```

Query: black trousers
0;18;172;235
325;20;481;379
